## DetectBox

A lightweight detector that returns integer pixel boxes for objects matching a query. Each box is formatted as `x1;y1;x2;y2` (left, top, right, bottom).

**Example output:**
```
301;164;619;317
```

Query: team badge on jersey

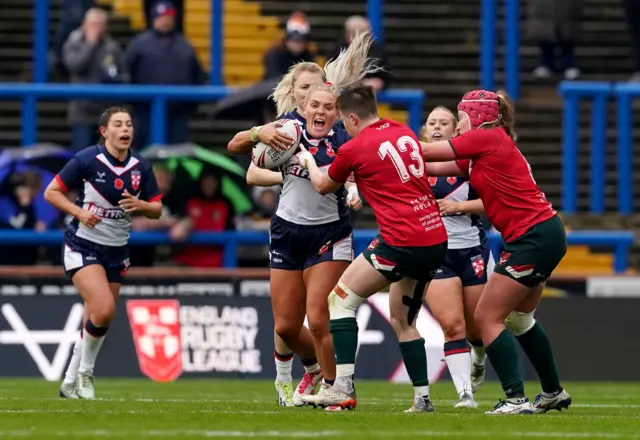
470;254;485;277
126;299;183;382
114;178;124;190
131;170;141;191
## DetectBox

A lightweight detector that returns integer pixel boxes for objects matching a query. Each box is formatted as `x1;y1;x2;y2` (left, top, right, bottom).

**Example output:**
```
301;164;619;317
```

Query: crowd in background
4;0;640;268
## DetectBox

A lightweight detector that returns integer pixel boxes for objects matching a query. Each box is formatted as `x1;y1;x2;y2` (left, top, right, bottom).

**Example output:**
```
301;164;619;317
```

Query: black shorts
433;242;494;286
62;232;130;283
269;215;353;270
494;215;567;287
362;234;447;282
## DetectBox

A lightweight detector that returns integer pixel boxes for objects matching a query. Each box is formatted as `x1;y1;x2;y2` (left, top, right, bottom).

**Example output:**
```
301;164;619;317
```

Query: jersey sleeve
139;162;162;202
327;144;354;184
449;129;500;160
55;157;83;192
455;159;471;176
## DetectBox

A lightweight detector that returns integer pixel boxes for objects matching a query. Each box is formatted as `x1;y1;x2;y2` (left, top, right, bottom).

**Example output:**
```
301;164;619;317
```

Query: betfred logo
126;300;182;382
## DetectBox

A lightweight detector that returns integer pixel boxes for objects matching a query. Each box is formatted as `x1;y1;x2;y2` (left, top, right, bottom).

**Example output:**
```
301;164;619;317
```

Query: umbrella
208;79;279;121
0;144;73;227
141;143;254;215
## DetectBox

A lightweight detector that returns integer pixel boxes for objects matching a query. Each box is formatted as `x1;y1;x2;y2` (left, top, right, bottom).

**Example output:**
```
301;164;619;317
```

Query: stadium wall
0;267;637;382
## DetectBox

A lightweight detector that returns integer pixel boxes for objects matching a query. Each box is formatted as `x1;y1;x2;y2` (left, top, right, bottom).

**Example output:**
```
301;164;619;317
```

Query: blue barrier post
0;230;633;273
21;94;38;146
480;0;496;92
504;0;520;100
614;83;637;214
377;89;426;136
590;92;607;213
150;96;168;145
558;82;612;213
34;0;49;83
210;0;223;85
367;0;383;43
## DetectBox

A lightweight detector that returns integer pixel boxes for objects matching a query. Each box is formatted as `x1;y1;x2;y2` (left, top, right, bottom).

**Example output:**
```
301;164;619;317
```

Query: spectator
145;0;184;33
129;164;192;266
51;0;95;79
63;8;129;151
173;167;236;267
623;0;640;82
263;11;315;80
252;186;279;219
126;0;206;149
528;0;583;81
0;172;46;266
325;15;391;92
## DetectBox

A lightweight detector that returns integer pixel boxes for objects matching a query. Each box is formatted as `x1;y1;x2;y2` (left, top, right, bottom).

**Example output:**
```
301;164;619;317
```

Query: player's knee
274;318;302;341
307;314;329;338
91;298;116;326
327;281;365;320
440;317;466;341
505;310;536;336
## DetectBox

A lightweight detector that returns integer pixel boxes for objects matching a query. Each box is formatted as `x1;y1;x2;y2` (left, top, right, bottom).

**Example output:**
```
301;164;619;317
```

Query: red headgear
457;90;500;130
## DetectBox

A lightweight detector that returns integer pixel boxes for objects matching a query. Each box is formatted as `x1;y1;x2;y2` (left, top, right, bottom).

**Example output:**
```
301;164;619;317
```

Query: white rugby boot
292;370;322;407
530;389;572;413
486;397;533;415
275;379;294;406
454;391;478;409
58;381;79;399
76;371;95;400
302;376;357;410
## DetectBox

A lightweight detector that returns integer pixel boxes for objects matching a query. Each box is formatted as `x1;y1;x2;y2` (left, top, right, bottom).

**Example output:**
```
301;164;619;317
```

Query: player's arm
44;176;84;219
246;162;283;186
420;140;457;162
306;160;342;195
425;162;465;177
227;122;293;155
438;198;485;216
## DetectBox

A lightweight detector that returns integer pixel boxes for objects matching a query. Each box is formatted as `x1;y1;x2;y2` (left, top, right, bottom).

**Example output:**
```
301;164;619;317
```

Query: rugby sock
469;339;487;364
301;357;321;374
486;329;525;398
274;351;294;383
329;317;358;378
444;339;472;396
515;322;561;394
63;330;83;385
399;338;430;397
78;319;109;374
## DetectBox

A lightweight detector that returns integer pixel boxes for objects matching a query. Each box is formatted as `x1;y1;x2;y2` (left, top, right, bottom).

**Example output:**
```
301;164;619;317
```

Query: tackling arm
420;140;457;162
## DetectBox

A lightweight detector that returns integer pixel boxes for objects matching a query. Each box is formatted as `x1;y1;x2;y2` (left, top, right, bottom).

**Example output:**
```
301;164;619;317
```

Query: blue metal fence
0;229;633;273
0;83;425;145
559;81;639;215
480;0;520;99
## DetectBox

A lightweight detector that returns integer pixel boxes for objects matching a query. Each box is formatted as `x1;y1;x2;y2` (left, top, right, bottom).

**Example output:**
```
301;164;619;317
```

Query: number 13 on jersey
378;135;425;183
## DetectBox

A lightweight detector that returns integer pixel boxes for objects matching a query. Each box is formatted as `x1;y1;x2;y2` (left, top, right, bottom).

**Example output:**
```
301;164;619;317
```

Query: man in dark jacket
126;0;206;149
63;8;128;150
325;15;391;91
263;11;315;80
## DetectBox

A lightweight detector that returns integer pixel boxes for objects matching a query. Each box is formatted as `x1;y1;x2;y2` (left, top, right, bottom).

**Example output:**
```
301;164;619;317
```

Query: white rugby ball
252;119;302;169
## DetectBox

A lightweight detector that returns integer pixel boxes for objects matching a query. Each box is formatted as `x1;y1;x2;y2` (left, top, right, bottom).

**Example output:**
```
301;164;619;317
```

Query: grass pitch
0;379;638;439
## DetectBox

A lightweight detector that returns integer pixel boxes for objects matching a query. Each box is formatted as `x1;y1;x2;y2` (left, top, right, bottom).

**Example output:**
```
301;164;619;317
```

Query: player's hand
77;210;101;228
257;122;294;152
118;189;146;213
437;199;462;216
346;187;362;211
297;145;315;169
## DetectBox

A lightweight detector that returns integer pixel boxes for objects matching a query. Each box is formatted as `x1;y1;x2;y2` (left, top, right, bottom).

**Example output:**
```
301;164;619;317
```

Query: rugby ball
252;119;302;169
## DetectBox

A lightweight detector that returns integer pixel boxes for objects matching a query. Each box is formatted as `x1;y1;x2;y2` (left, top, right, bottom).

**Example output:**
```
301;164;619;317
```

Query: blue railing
0;229;633;273
0;83;426;145
559;81;639;214
480;0;520;99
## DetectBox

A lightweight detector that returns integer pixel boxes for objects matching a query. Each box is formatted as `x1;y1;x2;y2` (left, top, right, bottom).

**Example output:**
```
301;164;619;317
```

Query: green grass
0;379;639;439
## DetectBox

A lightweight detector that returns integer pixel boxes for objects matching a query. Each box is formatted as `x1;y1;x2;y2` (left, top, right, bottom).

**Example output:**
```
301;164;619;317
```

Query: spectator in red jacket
173;168;236;267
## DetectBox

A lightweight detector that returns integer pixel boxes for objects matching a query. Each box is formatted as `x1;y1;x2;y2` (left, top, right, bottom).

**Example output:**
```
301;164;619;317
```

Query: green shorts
494;215;567;287
363;235;447;282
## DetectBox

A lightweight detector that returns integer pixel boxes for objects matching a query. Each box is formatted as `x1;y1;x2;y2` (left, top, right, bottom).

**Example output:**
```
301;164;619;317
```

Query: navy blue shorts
269;215;353;270
62;232;130;283
433;242;494;286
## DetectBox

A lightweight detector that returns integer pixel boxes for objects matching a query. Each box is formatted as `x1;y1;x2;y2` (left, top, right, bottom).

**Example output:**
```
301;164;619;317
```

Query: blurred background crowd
0;0;639;272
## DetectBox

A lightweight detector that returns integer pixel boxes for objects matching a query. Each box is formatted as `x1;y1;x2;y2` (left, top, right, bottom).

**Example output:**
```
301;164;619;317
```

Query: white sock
336;363;355;377
303;362;321;374
63;332;83;385
444;340;472;396
471;344;487;365
414;385;429;398
274;352;293;382
78;327;107;374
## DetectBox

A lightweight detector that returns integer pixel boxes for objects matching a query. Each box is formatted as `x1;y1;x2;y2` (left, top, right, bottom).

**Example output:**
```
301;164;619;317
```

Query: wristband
347;186;358;198
250;126;262;143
